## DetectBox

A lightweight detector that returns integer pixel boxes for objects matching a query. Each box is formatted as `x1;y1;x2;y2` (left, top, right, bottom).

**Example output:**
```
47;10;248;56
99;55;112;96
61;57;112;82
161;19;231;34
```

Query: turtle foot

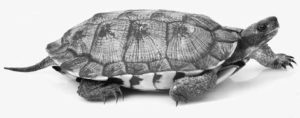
77;79;123;103
169;85;189;106
273;53;296;69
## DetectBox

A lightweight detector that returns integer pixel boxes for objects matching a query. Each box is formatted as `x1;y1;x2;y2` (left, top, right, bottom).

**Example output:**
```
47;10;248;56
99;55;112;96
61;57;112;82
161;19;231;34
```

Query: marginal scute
124;20;167;62
103;62;126;76
210;42;237;60
195;55;220;69
130;75;143;88
51;50;76;64
46;39;69;56
46;39;62;54
60;57;89;71
169;60;197;71
79;62;103;78
183;14;220;31
127;63;149;74
150;10;184;22
149;59;171;72
90;20;130;64
154;71;176;89
167;22;213;62
132;73;156;90
214;29;240;42
113;74;132;88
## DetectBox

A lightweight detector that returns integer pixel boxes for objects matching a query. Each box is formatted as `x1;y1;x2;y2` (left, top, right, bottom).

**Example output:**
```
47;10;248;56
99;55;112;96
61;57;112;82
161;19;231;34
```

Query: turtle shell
46;10;239;86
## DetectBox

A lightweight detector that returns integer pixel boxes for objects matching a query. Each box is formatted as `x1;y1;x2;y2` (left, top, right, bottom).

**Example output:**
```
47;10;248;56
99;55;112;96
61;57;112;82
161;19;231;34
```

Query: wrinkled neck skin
224;36;264;65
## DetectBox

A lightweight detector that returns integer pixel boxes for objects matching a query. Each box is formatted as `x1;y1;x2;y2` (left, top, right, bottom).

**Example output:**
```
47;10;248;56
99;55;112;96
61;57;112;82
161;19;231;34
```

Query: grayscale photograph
0;0;299;118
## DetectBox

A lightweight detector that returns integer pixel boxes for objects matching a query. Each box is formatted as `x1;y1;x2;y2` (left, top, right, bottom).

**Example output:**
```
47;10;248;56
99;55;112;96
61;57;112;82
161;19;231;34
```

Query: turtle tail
4;56;56;72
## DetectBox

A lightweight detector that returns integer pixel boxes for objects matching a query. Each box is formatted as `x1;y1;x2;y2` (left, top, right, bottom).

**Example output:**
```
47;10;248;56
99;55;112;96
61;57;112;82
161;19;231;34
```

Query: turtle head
226;16;279;63
241;16;279;47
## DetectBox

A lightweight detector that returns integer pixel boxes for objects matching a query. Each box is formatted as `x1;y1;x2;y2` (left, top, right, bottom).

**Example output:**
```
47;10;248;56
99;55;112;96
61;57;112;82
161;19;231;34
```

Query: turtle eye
257;24;267;32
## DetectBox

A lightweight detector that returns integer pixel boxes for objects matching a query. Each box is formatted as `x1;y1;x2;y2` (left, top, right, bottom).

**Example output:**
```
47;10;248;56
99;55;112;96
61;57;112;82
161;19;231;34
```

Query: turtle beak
263;16;279;42
266;16;279;35
267;16;279;29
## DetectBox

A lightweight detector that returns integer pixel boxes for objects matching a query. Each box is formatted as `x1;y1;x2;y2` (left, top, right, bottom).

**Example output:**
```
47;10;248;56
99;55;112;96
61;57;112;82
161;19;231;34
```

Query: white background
0;0;299;118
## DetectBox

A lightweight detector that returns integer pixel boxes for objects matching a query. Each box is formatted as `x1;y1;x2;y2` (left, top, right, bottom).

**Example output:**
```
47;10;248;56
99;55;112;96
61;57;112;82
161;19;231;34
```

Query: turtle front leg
250;44;296;69
169;70;218;105
77;79;123;102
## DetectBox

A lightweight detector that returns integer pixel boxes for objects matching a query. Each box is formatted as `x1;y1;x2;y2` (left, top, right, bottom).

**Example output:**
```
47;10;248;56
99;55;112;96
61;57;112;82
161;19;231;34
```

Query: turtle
4;9;296;104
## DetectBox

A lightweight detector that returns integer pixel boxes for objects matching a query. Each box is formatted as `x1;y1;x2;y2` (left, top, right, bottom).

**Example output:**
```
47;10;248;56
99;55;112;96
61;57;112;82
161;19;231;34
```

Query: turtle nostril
268;16;279;28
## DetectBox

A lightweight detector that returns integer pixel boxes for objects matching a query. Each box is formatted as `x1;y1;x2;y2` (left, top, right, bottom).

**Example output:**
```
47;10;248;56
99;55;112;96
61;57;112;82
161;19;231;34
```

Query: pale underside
47;9;239;90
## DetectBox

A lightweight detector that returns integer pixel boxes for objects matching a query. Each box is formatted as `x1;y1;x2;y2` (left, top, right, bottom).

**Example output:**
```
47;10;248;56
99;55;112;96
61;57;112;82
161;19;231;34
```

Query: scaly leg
77;79;123;102
250;44;296;69
169;70;218;105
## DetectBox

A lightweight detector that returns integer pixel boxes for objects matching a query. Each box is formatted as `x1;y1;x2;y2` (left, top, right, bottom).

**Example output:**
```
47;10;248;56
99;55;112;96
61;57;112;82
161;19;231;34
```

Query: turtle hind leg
77;79;123;102
4;56;56;72
169;70;218;105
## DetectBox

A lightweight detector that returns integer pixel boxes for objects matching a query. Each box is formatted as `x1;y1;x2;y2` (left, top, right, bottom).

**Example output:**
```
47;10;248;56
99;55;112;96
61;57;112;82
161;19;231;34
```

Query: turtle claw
273;54;296;69
114;87;123;103
288;63;293;68
106;85;123;103
175;100;187;106
290;59;297;64
281;64;287;69
118;88;124;101
77;80;123;103
174;95;188;106
113;91;118;103
287;56;294;59
170;86;189;106
103;98;107;104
